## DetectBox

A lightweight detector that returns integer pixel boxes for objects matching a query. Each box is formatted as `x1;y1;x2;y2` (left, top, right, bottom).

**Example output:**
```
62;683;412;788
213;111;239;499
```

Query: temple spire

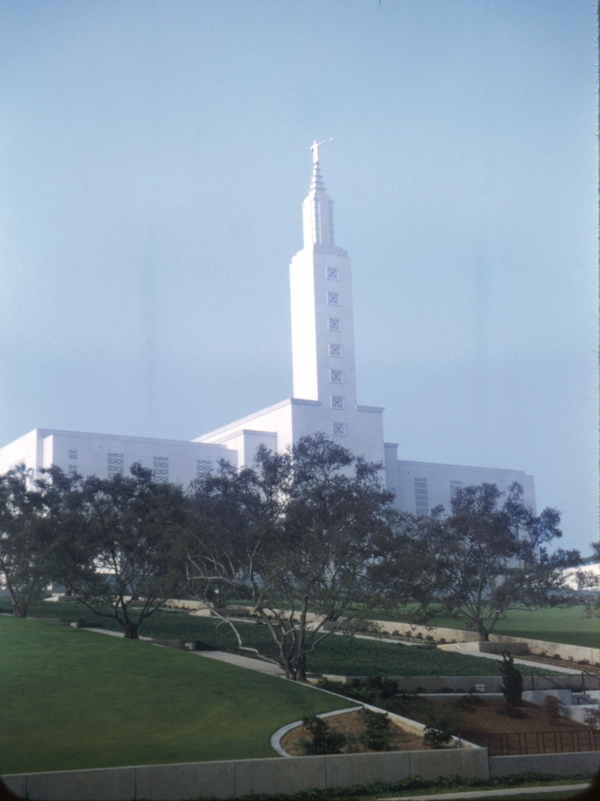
303;140;335;248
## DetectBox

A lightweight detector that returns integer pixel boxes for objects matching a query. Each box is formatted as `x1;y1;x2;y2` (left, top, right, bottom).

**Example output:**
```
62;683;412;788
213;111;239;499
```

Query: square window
327;267;339;280
329;343;343;358
327;292;341;305
332;422;346;436
68;450;77;460
330;369;343;383
331;396;345;409
328;318;341;331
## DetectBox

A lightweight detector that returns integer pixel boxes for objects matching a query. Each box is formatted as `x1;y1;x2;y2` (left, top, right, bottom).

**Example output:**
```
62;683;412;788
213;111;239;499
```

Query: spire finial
310;138;333;164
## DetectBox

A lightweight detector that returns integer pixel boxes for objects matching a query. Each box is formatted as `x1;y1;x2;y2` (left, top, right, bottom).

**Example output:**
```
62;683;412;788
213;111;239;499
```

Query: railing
475;729;600;756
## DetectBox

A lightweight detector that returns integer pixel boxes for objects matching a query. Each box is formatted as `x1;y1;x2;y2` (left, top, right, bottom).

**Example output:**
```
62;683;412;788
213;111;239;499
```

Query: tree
54;463;188;639
401;483;581;640
574;542;599;618
0;465;59;617
499;653;524;708
186;433;397;681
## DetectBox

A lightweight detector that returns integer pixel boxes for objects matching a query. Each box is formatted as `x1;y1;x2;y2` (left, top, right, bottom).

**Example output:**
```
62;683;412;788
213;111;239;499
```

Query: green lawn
5;599;560;677
0;616;351;775
375;605;599;650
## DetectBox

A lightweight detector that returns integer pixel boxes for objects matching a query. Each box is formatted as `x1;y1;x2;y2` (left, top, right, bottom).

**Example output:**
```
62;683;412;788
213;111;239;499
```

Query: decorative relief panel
197;459;212;478
327;267;339;280
450;480;462;497
330;369;344;383
328;318;341;331
331;396;345;409
327;292;341;305
153;456;169;483
332;422;346;437
414;477;429;516
68;450;77;460
107;453;124;478
329;343;343;358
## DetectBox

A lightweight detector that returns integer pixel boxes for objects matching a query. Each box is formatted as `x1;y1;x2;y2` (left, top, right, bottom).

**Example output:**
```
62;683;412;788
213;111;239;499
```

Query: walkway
195;649;285;676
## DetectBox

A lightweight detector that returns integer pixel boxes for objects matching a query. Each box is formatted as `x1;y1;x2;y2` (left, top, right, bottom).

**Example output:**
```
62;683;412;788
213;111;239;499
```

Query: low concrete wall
489;751;600;778
2;748;489;801
322;674;600;692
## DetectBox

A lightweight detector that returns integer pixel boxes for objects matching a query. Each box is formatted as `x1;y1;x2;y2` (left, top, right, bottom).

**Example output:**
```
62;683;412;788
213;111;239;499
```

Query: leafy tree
53;463;188;639
185;433;397;681
574;542;599;618
405;483;581;640
0;465;63;617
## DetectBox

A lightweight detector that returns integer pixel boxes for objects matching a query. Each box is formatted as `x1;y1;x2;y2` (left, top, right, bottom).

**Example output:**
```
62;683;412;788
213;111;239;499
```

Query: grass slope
375;605;599;650
8;600;558;677
0;616;350;775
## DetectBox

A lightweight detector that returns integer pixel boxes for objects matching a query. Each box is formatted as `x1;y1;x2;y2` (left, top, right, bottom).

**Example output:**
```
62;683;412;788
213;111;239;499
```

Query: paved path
195;649;285;675
380;784;591;800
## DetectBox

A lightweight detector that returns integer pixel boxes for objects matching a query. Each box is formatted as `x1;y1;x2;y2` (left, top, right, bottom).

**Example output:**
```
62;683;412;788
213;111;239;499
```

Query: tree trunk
123;627;139;639
12;605;27;618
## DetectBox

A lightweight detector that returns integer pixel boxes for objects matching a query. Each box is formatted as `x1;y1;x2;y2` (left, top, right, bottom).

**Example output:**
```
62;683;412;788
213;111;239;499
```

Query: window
331;396;345;409
153;456;169;483
327;292;341;305
329;343;343;358
68;450;77;460
197;459;212;478
327;267;339;280
332;422;346;437
328;318;341;331
450;480;462;497
108;453;124;478
330;369;343;383
414;477;429;516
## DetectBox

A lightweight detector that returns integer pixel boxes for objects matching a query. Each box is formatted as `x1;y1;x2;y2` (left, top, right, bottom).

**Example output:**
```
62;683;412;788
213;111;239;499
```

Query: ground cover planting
194;773;595;801
4;599;561;677
376;605;599;650
0;616;350;775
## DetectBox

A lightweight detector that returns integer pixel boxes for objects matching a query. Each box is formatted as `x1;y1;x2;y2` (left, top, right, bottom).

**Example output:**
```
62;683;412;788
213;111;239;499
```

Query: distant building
0;146;536;515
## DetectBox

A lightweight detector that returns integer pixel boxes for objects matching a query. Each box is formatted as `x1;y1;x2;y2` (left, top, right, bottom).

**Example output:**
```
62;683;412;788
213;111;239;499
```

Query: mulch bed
281;699;600;757
280;710;428;756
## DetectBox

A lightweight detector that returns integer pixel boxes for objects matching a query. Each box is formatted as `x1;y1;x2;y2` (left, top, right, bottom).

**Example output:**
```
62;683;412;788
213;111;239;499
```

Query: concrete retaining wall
321;675;600;693
2;749;489;801
489;751;600;778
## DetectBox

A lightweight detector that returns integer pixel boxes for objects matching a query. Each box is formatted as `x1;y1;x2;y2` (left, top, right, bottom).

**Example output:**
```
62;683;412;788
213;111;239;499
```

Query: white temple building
0;143;536;515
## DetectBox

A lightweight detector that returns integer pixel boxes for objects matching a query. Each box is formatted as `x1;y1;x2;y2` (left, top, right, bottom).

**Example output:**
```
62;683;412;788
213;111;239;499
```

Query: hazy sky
0;1;596;554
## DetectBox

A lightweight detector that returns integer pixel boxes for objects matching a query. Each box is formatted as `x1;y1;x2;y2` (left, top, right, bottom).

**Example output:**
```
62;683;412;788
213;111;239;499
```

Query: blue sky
0;0;596;554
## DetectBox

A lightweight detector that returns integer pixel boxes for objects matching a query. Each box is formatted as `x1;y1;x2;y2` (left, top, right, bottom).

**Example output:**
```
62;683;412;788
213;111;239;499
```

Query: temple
0;144;536;515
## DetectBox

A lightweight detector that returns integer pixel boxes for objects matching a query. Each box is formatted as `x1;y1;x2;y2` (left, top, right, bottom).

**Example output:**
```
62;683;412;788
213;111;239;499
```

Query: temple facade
0;145;536;515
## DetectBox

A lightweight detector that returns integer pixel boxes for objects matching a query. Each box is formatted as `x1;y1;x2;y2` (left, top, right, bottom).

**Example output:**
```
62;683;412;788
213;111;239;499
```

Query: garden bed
280;709;429;756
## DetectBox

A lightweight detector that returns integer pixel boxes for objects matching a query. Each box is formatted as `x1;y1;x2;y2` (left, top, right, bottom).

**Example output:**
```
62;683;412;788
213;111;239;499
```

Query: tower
290;140;358;432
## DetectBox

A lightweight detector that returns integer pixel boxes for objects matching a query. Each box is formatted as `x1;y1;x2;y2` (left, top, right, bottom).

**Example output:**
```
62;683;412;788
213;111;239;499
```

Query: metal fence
476;729;600;756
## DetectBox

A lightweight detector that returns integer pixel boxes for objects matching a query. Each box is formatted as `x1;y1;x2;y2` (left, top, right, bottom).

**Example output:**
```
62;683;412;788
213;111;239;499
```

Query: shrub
543;695;565;724
438;686;455;694
298;715;346;755
423;721;454;748
577;659;590;665
358;708;392;751
504;703;527;719
584;708;600;730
